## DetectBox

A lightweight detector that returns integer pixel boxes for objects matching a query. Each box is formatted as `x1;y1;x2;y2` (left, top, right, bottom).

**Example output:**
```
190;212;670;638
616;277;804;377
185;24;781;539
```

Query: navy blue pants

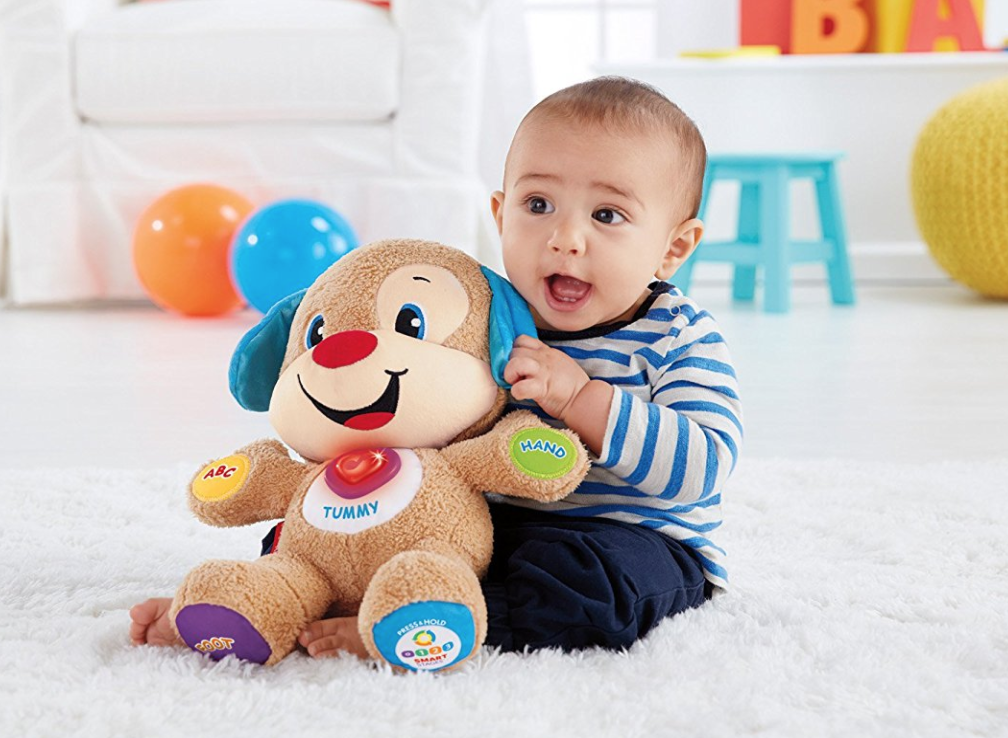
481;503;710;653
260;503;709;654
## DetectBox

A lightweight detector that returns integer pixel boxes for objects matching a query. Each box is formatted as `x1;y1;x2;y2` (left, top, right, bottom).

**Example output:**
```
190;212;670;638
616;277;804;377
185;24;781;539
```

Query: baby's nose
312;331;377;369
548;225;586;255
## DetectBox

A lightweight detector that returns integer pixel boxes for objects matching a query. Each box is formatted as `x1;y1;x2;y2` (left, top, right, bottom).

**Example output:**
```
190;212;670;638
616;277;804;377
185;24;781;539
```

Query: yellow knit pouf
911;78;1008;298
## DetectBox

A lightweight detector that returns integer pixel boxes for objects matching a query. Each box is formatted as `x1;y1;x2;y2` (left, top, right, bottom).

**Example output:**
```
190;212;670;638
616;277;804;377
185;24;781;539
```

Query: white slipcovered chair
0;0;529;304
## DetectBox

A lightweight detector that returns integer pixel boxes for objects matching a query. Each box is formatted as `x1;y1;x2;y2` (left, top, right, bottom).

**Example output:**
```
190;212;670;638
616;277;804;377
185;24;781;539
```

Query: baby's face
492;118;694;333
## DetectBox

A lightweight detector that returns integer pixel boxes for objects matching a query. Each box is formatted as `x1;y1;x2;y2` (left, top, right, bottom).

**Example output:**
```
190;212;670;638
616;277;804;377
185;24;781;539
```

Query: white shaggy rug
2;459;1006;738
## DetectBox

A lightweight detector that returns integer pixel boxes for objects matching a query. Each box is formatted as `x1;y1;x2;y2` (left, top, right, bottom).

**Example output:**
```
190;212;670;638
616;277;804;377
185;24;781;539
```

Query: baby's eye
527;197;555;215
593;208;625;225
395;303;426;340
305;314;325;348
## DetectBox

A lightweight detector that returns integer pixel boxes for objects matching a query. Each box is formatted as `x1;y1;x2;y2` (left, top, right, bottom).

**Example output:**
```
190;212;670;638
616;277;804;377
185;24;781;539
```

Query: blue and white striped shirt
498;282;743;589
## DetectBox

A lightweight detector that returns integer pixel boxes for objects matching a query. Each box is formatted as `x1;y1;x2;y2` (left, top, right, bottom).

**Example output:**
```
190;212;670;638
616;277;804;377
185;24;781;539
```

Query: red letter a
906;0;984;52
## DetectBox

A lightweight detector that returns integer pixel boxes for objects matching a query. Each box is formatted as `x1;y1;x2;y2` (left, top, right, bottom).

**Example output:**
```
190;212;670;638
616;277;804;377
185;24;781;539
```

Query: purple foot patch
175;604;272;664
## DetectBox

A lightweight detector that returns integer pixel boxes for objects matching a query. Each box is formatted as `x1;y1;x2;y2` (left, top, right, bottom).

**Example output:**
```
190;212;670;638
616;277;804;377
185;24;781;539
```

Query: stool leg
761;166;790;313
675;164;715;295
733;182;759;302
674;257;696;295
816;165;855;305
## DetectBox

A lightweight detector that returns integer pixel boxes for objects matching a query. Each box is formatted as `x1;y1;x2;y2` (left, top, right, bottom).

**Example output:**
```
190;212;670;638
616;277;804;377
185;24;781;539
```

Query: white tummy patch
301;448;422;534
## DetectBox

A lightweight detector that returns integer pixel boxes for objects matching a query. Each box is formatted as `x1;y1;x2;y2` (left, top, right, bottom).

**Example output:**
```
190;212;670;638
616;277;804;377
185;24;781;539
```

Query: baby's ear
229;289;308;411
657;218;704;279
490;191;505;235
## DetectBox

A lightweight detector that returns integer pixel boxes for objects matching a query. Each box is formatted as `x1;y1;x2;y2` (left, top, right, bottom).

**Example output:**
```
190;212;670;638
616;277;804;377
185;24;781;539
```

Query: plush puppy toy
170;239;589;671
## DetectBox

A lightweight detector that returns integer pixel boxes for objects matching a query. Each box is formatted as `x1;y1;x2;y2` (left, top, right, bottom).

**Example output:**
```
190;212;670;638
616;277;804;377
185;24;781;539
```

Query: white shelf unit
597;53;1008;283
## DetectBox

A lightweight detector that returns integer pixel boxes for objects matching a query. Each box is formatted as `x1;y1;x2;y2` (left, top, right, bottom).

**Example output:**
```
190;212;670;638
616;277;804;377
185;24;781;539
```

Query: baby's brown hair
509;76;707;221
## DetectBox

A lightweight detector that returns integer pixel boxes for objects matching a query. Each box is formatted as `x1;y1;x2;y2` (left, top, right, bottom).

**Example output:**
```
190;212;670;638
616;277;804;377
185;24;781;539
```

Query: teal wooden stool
675;153;856;313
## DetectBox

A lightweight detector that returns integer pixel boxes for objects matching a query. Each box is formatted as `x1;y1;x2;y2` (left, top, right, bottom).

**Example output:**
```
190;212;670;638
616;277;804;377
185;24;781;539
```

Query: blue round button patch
372;601;476;672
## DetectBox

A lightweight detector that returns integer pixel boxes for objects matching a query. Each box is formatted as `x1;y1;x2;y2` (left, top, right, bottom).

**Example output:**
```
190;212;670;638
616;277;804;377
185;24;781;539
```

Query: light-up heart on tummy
325;448;402;499
302;448;423;534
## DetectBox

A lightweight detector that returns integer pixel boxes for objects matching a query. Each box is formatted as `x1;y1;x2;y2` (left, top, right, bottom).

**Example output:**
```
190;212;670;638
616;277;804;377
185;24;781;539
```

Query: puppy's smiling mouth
297;369;407;431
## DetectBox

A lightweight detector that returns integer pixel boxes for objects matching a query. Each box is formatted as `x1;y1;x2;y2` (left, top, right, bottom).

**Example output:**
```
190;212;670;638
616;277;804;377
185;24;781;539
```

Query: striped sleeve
595;311;743;504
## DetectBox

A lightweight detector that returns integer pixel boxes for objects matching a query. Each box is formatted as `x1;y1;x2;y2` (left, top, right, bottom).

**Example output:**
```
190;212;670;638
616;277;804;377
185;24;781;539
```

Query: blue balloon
230;199;358;313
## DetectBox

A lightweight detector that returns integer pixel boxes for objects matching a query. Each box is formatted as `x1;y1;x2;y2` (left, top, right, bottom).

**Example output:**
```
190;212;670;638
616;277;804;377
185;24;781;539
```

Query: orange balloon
133;184;253;316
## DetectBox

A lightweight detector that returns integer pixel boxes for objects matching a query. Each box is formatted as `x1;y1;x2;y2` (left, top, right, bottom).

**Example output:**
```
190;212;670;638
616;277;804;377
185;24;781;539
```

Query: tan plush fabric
170;240;589;669
188;439;313;528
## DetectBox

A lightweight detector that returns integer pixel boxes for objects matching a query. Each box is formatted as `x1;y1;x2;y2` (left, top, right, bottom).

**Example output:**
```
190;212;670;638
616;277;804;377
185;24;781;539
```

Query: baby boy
131;76;743;658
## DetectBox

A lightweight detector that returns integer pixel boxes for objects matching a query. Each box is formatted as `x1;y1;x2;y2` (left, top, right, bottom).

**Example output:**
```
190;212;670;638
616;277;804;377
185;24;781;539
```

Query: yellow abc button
192;454;251;502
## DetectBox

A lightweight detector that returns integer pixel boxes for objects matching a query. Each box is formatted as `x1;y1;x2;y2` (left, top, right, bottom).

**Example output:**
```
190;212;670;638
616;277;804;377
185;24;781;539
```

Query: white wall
985;1;1008;46
525;0;1008;98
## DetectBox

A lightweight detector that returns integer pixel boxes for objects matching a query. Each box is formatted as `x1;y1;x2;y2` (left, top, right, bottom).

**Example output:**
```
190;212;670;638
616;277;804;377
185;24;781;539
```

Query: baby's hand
504;336;590;423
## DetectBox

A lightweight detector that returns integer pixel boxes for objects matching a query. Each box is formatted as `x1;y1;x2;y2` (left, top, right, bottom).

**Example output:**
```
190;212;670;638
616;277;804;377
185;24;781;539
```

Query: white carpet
2;459;1006;738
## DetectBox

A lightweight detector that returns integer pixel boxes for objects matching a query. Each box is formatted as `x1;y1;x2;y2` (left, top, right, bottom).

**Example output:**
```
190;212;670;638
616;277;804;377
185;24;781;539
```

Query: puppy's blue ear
229;289;308;411
480;267;537;389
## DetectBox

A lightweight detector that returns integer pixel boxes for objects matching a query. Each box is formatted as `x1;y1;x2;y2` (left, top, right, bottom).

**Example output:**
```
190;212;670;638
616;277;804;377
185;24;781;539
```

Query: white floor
1;281;1006;469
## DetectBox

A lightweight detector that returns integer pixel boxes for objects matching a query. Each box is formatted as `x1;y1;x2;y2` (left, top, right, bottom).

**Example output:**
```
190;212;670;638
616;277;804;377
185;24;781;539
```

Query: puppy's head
229;239;534;462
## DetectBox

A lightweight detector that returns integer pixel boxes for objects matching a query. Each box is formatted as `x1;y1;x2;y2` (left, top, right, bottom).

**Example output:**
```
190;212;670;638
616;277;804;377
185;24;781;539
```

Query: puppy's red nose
312;331;377;369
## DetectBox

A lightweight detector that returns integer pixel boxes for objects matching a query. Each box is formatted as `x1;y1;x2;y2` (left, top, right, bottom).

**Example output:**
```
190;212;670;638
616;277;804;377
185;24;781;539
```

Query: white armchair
0;0;527;304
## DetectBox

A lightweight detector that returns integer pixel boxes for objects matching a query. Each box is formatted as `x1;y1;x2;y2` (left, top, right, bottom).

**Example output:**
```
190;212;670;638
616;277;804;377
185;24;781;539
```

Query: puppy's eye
395;303;426;340
305;314;325;348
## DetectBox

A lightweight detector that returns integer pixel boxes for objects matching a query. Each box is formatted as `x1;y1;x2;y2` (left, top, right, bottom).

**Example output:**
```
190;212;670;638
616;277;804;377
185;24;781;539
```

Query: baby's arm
189;439;311;526
505;335;611;456
598;313;742;504
507;319;743;505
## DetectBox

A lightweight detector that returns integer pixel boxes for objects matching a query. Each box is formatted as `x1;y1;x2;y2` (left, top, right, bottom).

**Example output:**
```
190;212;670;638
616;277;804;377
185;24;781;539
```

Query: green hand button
509;428;577;479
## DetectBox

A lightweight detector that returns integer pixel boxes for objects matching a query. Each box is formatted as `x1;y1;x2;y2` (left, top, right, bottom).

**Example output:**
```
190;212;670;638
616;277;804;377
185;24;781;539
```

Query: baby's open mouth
546;274;592;310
